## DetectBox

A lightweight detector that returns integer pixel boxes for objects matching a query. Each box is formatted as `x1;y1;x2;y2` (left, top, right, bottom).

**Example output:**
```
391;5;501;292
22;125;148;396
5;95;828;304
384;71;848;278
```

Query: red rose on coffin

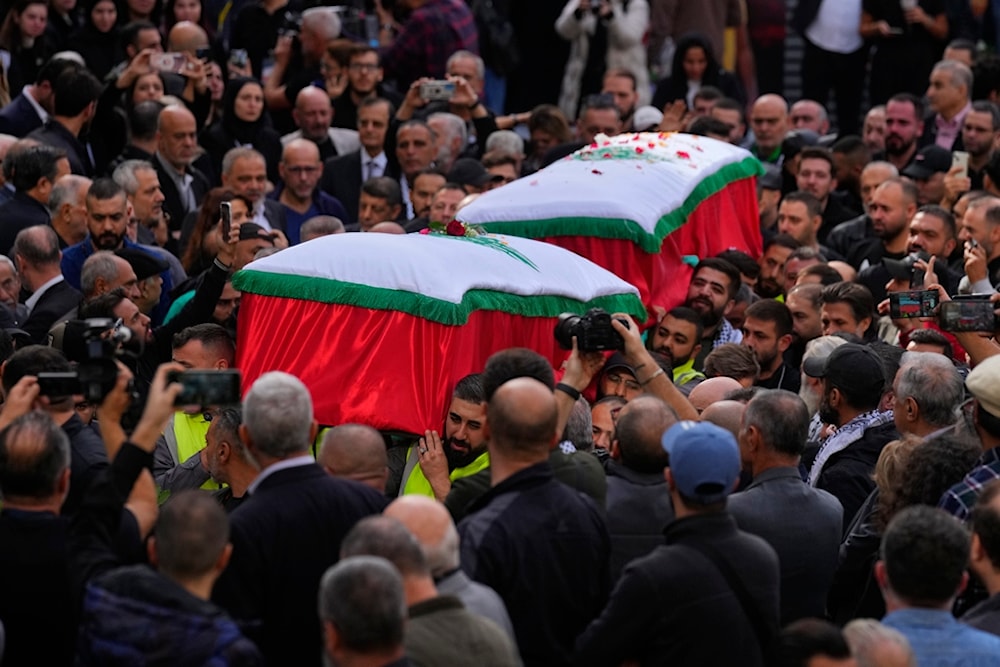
446;220;466;236
419;228;431;234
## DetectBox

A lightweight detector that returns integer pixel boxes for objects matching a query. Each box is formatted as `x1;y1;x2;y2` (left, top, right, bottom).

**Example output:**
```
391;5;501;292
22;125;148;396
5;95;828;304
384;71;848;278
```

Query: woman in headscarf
199;76;282;184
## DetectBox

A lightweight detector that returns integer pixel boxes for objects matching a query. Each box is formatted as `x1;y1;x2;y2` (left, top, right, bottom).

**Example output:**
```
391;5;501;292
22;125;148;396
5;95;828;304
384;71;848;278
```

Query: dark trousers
801;38;868;137
753;40;785;97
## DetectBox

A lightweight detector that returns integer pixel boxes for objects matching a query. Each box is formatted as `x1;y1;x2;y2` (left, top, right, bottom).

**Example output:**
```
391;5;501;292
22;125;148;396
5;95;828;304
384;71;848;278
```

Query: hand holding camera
131;363;186;452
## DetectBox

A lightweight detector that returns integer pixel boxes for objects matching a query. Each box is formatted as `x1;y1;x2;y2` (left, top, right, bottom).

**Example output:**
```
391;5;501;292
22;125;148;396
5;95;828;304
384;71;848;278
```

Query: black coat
212;463;386;667
575;512;780;667
0;91;44;137
728;467;843;625
320;150;401;223
21;279;81;344
0;191;52;256
153;155;210;235
814;420;899;528
27;120;93;176
460;462;610;667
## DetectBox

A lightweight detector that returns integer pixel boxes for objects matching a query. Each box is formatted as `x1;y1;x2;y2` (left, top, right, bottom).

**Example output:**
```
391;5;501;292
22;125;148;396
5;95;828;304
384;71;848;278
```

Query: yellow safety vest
401;447;490;497
168;412;218;491
672;358;706;387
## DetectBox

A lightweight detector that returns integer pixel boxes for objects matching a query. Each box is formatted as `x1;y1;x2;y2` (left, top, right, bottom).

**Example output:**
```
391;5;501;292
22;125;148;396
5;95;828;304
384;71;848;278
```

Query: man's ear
217;440;231;464
777;333;793;354
971;532;987;566
147;536;159;569
874;560;889;591
609;439;621;461
722;298;736;317
215;542;233;574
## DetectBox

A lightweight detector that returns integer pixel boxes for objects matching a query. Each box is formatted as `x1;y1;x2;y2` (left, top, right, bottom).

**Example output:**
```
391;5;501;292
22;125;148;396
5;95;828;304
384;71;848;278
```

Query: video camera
40;318;137;403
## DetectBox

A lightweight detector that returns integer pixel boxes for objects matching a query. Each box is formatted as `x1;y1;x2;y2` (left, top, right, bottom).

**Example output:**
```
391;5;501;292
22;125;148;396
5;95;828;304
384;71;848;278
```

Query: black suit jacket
320;150;400;223
0;92;44;137
153;154;210;234
27;120;94;176
0;191;52;256
212;462;386;667
22;279;82;343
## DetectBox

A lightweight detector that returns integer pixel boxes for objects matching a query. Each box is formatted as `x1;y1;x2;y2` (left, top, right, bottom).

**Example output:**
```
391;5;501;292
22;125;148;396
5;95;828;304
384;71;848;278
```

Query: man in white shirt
794;0;865;136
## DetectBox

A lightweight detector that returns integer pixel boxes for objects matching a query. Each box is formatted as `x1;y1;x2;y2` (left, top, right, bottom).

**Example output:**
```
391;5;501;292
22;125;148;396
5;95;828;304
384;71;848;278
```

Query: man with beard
685;258;744;372
943;101;1000;207
879;94;925;173
784;283;823;370
958;195;1000;294
647;307;705;396
826;161;899;271
802;343;897;526
390;374;490;501
858;178;920;303
902;206;962;293
756;234;800;299
60;178;175;321
741;299;799;392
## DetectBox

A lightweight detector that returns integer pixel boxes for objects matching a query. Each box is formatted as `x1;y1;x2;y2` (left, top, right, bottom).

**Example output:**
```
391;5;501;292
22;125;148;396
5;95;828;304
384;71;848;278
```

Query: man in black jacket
575;420;780;666
212;371;386;667
803;343;898;526
459;377;610;667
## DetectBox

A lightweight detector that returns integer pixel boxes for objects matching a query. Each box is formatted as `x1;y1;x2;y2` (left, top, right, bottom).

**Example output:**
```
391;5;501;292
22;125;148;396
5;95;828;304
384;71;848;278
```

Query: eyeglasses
349;63;379;72
605;373;641;393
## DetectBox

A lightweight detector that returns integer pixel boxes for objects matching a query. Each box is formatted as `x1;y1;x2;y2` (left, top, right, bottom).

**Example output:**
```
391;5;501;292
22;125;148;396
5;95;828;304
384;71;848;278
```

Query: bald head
751;94;789;155
369;222;406;234
700;399;747;439
282;137;321;163
613;395;676;474
157;105;198;169
167;21;209;52
293;86;334;143
688;377;743;413
318;424;388;492
487;377;558;458
384;495;459;577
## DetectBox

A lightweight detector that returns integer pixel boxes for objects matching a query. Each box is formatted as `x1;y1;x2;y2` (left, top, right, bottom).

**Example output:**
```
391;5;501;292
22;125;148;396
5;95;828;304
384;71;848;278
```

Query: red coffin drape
538;177;761;318
236;294;573;433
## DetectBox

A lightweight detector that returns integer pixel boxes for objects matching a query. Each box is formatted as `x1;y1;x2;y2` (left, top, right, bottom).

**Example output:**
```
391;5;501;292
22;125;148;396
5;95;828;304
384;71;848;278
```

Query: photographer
0;363;183;666
555;312;698;440
77;210;238;399
263;8;341;120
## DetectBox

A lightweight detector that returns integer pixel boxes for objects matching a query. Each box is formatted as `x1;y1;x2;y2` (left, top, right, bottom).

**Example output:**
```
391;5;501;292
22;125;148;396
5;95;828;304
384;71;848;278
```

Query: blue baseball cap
661;421;741;504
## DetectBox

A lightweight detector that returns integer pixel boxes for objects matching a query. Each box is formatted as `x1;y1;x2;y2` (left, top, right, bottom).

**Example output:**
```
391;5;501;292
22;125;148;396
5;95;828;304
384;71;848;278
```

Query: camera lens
554;313;581;350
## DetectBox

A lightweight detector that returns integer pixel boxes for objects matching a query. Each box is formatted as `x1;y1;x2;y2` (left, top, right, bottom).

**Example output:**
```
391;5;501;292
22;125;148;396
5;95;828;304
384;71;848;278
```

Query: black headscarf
222;76;268;145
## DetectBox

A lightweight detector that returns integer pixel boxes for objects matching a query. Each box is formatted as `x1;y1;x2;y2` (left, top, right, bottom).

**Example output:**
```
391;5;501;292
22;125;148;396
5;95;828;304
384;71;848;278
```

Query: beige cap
967;355;1000;418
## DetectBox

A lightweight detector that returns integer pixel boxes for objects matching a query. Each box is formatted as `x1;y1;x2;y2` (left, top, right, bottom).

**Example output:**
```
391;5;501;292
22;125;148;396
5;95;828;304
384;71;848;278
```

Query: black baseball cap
114;247;169;282
802;343;885;392
902;145;952;180
447;158;502;188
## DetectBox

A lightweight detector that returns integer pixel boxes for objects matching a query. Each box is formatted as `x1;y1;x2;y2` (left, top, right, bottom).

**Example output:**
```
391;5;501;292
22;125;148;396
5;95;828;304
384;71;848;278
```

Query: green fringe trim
232;270;647;326
472;157;764;253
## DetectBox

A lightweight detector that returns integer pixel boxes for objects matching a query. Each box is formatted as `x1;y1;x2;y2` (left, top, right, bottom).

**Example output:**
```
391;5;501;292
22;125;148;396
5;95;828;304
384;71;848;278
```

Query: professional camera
884;250;931;288
41;318;136;403
554;308;629;352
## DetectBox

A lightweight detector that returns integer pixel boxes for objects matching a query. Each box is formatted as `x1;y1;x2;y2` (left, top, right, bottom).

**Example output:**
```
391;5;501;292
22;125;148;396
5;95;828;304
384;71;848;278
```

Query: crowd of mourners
6;0;1000;665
